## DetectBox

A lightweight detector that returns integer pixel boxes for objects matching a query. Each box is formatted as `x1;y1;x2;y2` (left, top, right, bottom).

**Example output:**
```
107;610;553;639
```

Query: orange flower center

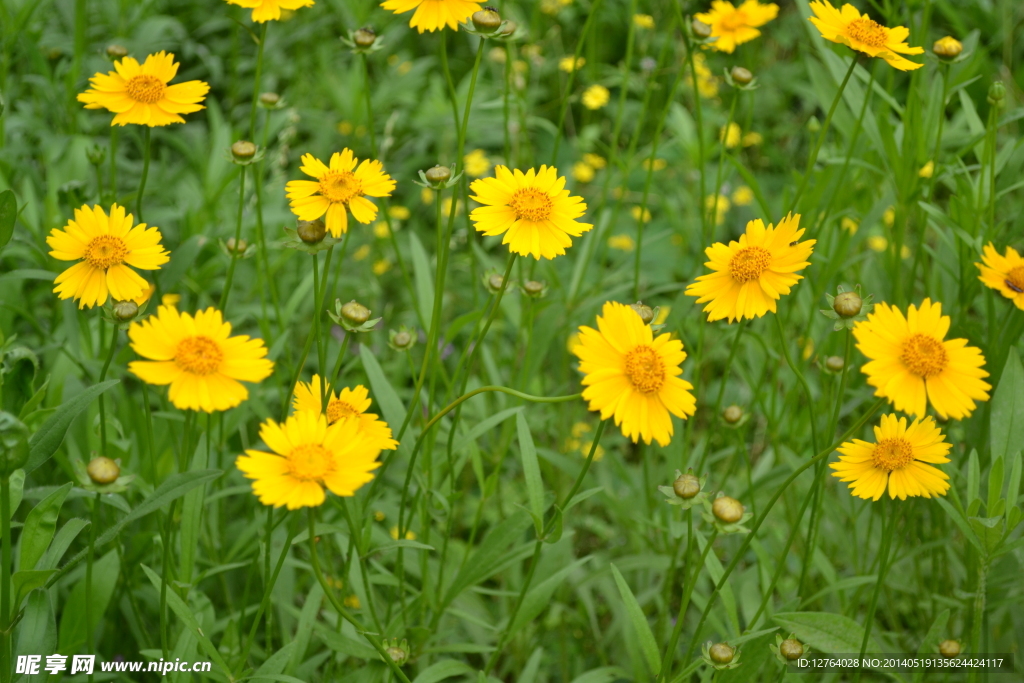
319;171;363;204
719;10;749;31
847;17;888;48
872;437;914;472
125;75;167;104
510;188;553;222
624;345;665;394
900;333;947;378
84;234;128;269
287;443;335;481
174;335;224;376
326;399;359;424
1005;266;1024;294
729;246;772;283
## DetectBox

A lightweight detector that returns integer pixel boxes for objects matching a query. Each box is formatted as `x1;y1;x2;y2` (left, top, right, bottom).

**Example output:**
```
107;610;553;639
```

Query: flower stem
219;164;247;311
97;323;119;456
85;491;100;664
773;311;820;456
658;528;720;680
854;498;899;683
707;91;739;240
1;475;12;683
550;0;604;165
248;23;268;142
136;127;151;223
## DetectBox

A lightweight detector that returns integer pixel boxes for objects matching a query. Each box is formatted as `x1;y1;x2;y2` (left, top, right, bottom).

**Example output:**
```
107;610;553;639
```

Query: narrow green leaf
507;557;590;638
991;349;1024;460
24;380;120;474
409;231;434;325
37;518;89;571
609;563;661;676
935;497;984;552
452;406;524;455
360;344;408;440
516;412;545;534
179;433;209;587
13;569;56;607
14;589;57;661
58;550;120;652
0;189;16;251
411;660;476;683
918;609;950;655
1006;452;1021;527
443;510;532;607
773;611;879;653
18;482;72;572
317;630;377;660
567;667;628;683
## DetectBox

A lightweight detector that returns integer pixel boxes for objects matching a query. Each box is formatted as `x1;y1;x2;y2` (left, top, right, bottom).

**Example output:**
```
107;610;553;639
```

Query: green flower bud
988;81;1006;106
106;44;129;60
231;141;257;161
833;291;863;318
472;7;502;33
723;405;743;424
672;472;701;499
825;356;845;373
113;300;139;322
297;219;327;244
712;496;744;524
259;92;281;107
692;19;712;39
341;300;371;326
87;456;121;485
354;27;377;48
424;165;452;187
730;66;753;85
939;640;960;658
780;638;804;660
629;301;654;324
709;643;735;665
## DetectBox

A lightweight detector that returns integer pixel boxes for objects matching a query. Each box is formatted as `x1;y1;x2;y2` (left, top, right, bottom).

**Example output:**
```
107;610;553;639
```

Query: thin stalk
97;323;119;456
773;312;820;455
136;128;152;224
327;332;353;399
658;528;720;681
707;91;739;240
219;164;247;311
550;0;604;165
854;499;899;683
248;23;268;142
1;476;11;683
236;512;294;678
679;16;708;239
85;492;100;662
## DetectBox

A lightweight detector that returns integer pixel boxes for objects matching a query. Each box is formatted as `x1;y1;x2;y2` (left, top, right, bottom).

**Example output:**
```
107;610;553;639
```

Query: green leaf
250;641;297;681
37;518;89;571
918;608;950;655
987;456;1005;516
18;482;71;572
443;510;532;608
1006;451;1022;528
610;563;661;676
360;344;408;439
318;630;377;660
411;660;476;683
991;349;1024;460
14;589;56;662
179;433;209;587
0;189;16;251
140;564;232;675
516;412;545;534
289;581;323;674
3;469;25;529
567;667;628;683
24;380;120;474
773;611;879;653
409;231;434;325
507;557;591;638
58;549;120;652
935;497;984;553
452;406;523;455
13;569;56;607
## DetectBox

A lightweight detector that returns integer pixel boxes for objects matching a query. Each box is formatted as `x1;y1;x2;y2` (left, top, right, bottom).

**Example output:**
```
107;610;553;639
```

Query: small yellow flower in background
373;259;392;275
512;59;530;75
325;575;343;590
442;198;463;217
571;422;591;438
642;158;668;171
353;244;371;261
78;51;209;127
742;131;763;147
671;234;683;246
573;302;696;447
421;187;435;205
630;206;652;223
161;293;181;307
831;414;951;501
901;245;911;260
559;56;586;72
696;1;779;54
883;207;895;227
396;62;412;76
583;153;607;169
469;165;593;260
540;0;571;13
344;595;361;609
374;510;386;521
293;375;399;451
489;47;507;64
690;53;719;98
841;217;859;234
580;440;605;461
633;13;655;29
582;84;610;110
380;0;484;33
686;213;815;323
977;243;1024;310
225;0;313;22
464;149;492;177
800;336;815;361
564;423;605;461
705;194;731;224
572;162;595;183
731;186;754;206
237;410;383;508
129;306;273;412
47;204;169;309
720;122;742;149
608;234;636;252
918;161;934;178
286;149;396;237
654;306;670;325
389;205;411;220
337;121;354;135
390;526;417;540
808;1;924;71
867;235;888;252
853;298;990;420
373;222;391;239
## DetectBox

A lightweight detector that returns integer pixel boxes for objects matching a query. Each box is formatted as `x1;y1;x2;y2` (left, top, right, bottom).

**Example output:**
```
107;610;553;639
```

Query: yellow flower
344;594;361;609
464;149;492;178
353;244;371;261
654;306;670;325
373;258;392;275
374;510;386;521
831;414;951;501
421;187;435;205
685;213;815;323
442;198;463;216
841;217;859;234
695;1;779;54
162;293;181;307
690;53;719;98
285;149;396;237
808;1;923;71
642;158;668;171
583;153;607;169
559;56;585;72
633;13;655;29
373;222;391;239
630;206;652;223
390;526;417;540
469;165;593;260
389;205;411;220
731;186;754;206
337;121;354;135
918;160;934;178
47;204;169;309
579;440;605;461
882;207;895;227
128;306;273;412
380;0;483;32
868;235;888;252
78;52;209;127
977;243;1024;310
705;194;731;224
742;131;763;146
853;298;991;420
573;302;696;446
236;410;382;509
293;375;399;452
582;84;610;110
608;234;635;252
225;0;314;22
800;336;815;361
720;122;742;149
572;162;596;183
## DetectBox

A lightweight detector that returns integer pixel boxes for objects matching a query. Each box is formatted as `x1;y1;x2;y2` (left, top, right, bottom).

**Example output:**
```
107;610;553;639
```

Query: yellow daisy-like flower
976;243;1024;310
808;1;924;71
225;0;314;22
830;414;951;501
380;0;483;32
572;301;696;447
292;375;399;452
236;410;382;509
286;150;396;238
695;1;779;54
469;165;593;260
853;299;991;420
78;52;209;127
464;149;492;177
128;305;274;413
47;204;169;309
685;213;815;323
582;84;610;110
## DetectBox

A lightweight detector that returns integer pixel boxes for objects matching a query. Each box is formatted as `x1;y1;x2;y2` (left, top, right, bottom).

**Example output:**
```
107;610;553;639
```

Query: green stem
327;332;353;403
1;476;11;683
136;128;151;224
97;323;119;456
658;528;719;680
85;492;100;662
854;499;899;683
679;17;707;240
248;23;268;142
773;312;820;456
219;164;247;311
236;511;293;678
707;91;739;239
550;0;604;165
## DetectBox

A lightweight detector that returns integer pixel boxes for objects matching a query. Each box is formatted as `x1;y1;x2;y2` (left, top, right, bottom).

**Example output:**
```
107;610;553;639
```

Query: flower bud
231;140;257;161
825;356;845;373
487;273;506;293
87;145;107;166
341;300;371;326
472;7;502;33
386;645;408;665
629;301;654;324
709;643;735;665
0;412;31;476
932;36;962;59
87;456;120;485
730;66;753;85
988;81;1006;106
297;219;326;244
354;26;377;48
712;496;744;524
833;291;862;318
226;237;248;254
780;638;804;660
390;329;415;350
692;19;713;39
259;92;281;107
499;20;518;37
723;405;743;424
939;640;960;658
106;44;129;60
672;472;701;499
522;280;546;298
425;165;452;187
113;300;139;322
